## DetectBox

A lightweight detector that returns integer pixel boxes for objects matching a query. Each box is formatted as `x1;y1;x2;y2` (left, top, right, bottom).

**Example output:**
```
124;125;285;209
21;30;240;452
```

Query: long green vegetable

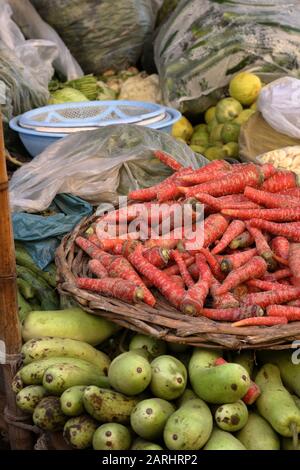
16;266;59;311
15;244;56;288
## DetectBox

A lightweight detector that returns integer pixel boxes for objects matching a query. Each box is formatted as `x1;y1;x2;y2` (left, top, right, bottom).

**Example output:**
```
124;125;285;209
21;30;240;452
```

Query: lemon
221;122;240;143
250;101;257;111
207;117;219;133
193;123;209;134
204;106;216;124
223;142;239;158
172;116;193;142
189;144;207;154
191;129;209;146
210;124;224;143
229;72;262;106
233;109;256;125
215;98;243;123
204;147;227;161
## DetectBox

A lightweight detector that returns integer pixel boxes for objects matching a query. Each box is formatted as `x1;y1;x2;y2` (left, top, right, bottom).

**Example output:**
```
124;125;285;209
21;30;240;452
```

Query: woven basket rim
55;214;300;350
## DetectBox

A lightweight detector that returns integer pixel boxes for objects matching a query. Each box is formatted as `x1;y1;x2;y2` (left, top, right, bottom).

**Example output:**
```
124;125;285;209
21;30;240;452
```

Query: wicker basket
56;215;300;350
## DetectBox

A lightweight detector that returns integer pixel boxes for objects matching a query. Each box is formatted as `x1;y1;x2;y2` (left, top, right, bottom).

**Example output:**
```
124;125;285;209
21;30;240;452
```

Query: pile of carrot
74;151;300;328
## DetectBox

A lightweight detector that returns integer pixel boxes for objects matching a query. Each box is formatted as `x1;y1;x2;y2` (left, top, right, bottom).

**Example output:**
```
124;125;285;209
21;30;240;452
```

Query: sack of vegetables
31;0;155;74
155;0;300;115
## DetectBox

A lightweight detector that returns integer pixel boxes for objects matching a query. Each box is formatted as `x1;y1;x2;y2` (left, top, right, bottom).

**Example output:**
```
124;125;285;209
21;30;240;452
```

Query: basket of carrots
56;150;300;350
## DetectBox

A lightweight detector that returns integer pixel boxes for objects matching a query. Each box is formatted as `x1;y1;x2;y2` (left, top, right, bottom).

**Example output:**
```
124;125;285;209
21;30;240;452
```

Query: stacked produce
15;243;59;322
172;72;261;160
71;150;300;327
48;68;161;104
258;146;300;178
13;323;300;450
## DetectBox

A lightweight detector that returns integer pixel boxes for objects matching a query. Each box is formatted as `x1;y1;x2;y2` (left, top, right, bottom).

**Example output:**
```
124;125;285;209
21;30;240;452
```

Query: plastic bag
13;194;93;269
0;2;56;126
31;0;155;74
155;0;300;115
9;124;204;213
257;77;300;139
8;0;83;81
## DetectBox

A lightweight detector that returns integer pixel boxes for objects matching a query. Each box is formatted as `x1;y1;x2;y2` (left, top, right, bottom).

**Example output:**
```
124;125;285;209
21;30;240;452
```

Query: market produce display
48;68;162;104
65;150;300;327
13;331;300;450
172;72;260;160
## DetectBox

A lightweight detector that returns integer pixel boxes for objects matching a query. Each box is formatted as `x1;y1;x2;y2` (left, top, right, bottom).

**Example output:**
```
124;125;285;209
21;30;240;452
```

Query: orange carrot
266;305;300;321
242;287;300;307
282;187;300;198
144;237;179;250
289;243;300;287
88;259;108;279
246;279;293;292
88;233;102;247
177;160;231;185
260;163;277;179
222;207;300;222
249;219;300;242
108;256;156;307
203;213;229;248
100;202;152;224
172;250;195;288
183;164;263;197
212;220;245;254
229;231;254;249
188;262;199;280
232;317;288;327
245;224;276;270
129;244;185;309
216;256;267;295
122;240;141;258
143;246;170;268
157;183;181;202
232;284;249;301
163;255;195;276
200;305;263;322
270;237;289;260
153;150;183;171
199;248;224;281
288;299;300;307
262;170;297;193
220;248;257;273
195;193;260;210
75;237;113;267
210;275;239;309
76;277;144;303
112;243;124;255
244;186;300;208
264;268;292;282
97;238;126;252
181;255;212;316
170;275;185;290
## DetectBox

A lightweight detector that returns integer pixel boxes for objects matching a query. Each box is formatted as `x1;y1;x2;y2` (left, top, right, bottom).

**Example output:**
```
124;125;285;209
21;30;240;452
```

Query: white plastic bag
8;0;83;80
0;2;57;87
9;125;204;213
257;77;300;139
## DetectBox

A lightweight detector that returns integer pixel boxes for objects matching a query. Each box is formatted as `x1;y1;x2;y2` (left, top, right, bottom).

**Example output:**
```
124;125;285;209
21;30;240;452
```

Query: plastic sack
8;0;83;81
13;194;93;269
9;124;204;213
257;77;300;139
239;111;300;163
155;0;300;115
31;0;155;75
0;2;56;126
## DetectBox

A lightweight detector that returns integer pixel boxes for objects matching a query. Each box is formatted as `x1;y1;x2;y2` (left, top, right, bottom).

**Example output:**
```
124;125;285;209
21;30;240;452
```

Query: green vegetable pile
15;243;59;321
13;312;300;450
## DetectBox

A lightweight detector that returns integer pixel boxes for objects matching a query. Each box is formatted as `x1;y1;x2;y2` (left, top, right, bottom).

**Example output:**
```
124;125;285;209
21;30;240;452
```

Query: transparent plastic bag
155;0;300;115
9;125;205;213
257;77;300;139
0;2;56;125
31;0;155;74
8;0;83;81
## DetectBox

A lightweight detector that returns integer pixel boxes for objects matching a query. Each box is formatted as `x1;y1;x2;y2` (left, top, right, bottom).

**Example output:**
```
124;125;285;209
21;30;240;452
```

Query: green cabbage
48;87;89;104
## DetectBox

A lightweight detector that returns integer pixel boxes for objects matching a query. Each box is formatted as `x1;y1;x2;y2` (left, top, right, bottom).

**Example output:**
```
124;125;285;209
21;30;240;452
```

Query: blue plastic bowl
10;106;181;158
